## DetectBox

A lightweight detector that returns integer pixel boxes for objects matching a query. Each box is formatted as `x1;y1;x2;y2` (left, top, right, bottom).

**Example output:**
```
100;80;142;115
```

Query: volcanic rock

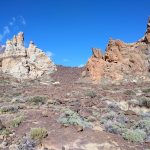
86;17;150;82
0;32;56;80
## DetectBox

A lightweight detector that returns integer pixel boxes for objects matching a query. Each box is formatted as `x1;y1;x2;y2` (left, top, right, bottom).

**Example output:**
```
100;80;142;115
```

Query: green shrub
122;129;146;142
10;115;24;128
0;105;19;114
58;109;91;128
12;92;22;97
0;129;11;136
133;119;150;135
86;91;97;98
100;111;116;124
138;97;150;108
28;96;47;105
105;122;125;135
124;90;136;96
142;88;150;93
30;128;48;141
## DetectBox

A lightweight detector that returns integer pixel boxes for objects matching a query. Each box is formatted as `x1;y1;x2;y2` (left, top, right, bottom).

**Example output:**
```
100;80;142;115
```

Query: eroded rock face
86;18;150;82
145;17;150;43
0;32;56;80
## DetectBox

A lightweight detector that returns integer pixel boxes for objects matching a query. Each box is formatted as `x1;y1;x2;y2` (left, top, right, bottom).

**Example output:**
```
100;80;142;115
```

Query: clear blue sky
0;0;150;66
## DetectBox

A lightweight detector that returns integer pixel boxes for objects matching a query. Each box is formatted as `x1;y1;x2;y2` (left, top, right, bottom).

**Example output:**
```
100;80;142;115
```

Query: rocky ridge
0;32;56;80
86;17;150;83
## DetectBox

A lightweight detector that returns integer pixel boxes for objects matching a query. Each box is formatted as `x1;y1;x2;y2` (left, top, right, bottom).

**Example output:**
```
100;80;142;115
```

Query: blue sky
0;0;150;66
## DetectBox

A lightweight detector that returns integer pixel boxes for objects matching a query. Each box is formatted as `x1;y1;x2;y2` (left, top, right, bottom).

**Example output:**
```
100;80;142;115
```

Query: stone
85;17;150;82
0;32;56;80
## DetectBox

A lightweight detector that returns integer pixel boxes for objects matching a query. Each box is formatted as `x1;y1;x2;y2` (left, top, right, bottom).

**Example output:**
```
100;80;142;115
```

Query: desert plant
133;119;150;135
58;109;91;128
122;129;146;142
0;129;11;136
124;90;136;96
30;128;48;141
100;111;116;124
12;92;22;97
85;91;97;98
105;121;125;135
28;96;47;105
142;88;150;93
0;105;19;114
138;97;150;108
10;115;24;128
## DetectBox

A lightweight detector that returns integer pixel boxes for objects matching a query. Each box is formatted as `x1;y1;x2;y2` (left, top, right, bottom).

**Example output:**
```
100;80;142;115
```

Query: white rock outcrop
0;32;56;79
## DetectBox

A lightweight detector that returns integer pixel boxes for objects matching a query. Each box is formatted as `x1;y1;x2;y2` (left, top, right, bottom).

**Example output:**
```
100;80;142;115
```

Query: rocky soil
0;66;150;150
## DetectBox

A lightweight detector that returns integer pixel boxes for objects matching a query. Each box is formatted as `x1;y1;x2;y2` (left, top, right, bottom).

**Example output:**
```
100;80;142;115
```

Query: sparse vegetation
124;90;136;96
133;119;150;135
58;109;91;128
85;91;97;98
142;88;150;93
12;92;22;97
100;111;117;124
30;128;48;141
105;121;125;134
10;115;24;128
0;128;11;136
28;96;47;105
122;129;146;142
0;105;19;114
138;97;150;108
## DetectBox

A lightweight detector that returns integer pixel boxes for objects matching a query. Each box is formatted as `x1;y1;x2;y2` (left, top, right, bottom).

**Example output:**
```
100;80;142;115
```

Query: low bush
142;88;150;93
0;105;19;114
122;129;146;142
124;90;136;96
30;128;48;141
28;96;47;105
0;129;11;136
85;91;97;98
105;121;125;135
138;97;150;108
10;115;24;128
133;119;150;135
58;109;91;128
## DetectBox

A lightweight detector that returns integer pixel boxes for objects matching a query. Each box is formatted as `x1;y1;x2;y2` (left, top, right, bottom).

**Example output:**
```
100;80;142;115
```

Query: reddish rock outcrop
86;17;150;82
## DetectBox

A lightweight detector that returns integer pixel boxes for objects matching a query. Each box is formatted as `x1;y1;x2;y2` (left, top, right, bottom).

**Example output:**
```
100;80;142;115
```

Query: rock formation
0;32;56;80
0;45;5;54
86;17;150;82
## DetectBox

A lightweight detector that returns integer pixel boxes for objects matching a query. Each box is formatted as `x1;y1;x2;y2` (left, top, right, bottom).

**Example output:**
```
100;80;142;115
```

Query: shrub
58;109;91;128
0;105;19;114
30;128;48;141
105;121;125;135
124;90;136;96
100;111;116;124
138;97;150;108
12;92;22;97
86;91;97;98
10;115;24;128
0;129;11;136
28;96;47;105
122;129;146;142
133;119;150;135
142;88;150;93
